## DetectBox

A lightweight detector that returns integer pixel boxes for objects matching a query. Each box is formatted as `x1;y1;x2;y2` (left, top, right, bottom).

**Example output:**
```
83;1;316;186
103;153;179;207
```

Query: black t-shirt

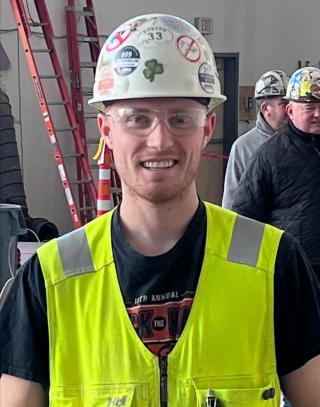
1;202;320;387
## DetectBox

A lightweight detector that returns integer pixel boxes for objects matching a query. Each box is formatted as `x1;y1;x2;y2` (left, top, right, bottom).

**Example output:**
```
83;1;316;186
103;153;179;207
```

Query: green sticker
143;59;164;82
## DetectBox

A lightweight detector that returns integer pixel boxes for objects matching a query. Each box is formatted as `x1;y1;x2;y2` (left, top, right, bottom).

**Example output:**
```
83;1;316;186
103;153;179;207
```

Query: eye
125;113;153;128
168;113;193;128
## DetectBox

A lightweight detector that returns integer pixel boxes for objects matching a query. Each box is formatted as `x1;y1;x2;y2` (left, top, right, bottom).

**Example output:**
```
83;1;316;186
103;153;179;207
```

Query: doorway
196;53;239;205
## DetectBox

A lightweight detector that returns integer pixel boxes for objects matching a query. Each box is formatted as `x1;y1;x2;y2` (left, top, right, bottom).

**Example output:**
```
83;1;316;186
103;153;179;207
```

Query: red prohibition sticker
106;26;131;51
177;35;201;62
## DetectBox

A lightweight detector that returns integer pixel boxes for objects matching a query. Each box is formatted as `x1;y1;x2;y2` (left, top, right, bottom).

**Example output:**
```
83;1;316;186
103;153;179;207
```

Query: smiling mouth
141;160;177;169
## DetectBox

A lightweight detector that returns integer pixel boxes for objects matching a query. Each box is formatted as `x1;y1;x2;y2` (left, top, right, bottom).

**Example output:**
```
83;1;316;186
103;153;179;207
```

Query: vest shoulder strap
204;202;283;271
38;210;114;285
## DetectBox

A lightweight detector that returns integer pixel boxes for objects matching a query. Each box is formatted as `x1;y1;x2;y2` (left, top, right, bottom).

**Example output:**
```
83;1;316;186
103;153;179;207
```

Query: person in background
232;66;320;285
222;70;289;209
1;16;320;407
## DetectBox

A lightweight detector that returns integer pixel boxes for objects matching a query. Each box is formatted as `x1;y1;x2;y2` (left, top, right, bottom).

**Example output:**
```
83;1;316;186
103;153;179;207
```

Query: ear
286;102;294;120
97;113;113;149
202;111;217;149
260;100;269;115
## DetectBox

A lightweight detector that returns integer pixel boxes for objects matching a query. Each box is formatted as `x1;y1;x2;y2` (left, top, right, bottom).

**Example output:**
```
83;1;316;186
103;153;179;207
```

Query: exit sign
194;17;213;35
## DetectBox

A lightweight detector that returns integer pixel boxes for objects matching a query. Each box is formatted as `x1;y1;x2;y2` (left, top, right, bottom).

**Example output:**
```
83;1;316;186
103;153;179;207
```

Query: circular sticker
198;62;215;94
106;26;131;51
114;46;140;76
138;27;174;46
177;35;201;62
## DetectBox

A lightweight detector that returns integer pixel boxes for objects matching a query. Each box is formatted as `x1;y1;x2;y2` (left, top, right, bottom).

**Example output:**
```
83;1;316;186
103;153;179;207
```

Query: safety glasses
105;106;209;136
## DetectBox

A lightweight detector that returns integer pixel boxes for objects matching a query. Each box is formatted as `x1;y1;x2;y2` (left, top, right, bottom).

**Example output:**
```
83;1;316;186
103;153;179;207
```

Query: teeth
142;160;175;168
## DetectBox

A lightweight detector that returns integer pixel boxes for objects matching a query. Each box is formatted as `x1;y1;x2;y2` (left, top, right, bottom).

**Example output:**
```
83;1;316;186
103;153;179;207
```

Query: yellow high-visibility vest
38;202;283;407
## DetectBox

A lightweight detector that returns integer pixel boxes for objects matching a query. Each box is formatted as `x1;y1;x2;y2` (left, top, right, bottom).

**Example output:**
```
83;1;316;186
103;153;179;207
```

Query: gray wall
1;0;320;233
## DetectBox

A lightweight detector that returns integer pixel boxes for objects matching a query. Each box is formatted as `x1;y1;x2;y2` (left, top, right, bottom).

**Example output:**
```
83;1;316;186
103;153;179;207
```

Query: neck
119;186;199;256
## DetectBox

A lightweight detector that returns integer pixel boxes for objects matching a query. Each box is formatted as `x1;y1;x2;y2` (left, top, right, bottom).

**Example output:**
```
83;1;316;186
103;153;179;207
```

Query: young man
232;66;320;283
1;15;320;407
222;70;289;209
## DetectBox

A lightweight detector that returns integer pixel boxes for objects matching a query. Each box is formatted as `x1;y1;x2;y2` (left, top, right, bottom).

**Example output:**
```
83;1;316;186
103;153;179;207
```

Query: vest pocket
194;384;277;406
50;383;148;406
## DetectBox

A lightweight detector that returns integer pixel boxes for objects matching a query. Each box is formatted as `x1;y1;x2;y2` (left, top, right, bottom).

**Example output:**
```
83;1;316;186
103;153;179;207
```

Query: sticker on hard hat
143;59;164;82
97;71;114;95
114;46;140;76
198;62;215;94
106;26;131;51
138;27;174;46
177;35;201;62
160;16;192;34
312;84;320;99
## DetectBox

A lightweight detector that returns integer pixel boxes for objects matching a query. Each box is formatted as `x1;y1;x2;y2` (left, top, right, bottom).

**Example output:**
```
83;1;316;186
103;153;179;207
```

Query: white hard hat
285;67;320;102
254;70;289;99
88;14;226;112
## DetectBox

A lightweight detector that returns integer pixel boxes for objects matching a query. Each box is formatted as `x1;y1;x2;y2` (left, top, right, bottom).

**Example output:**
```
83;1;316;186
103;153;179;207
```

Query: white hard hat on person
88;13;226;113
285;66;320;102
254;70;289;99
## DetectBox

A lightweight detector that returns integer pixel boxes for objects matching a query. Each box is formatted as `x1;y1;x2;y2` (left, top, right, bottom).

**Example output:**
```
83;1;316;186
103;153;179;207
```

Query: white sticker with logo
138;27;173;46
177;35;201;62
198;62;215;94
114;46;140;76
160;16;193;34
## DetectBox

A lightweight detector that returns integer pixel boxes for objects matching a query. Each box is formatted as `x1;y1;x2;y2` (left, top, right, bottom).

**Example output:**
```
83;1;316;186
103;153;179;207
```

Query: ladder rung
78;36;98;43
82;87;93;96
55;127;77;132
71;179;91;185
84;113;97;119
111;187;122;194
40;74;61;79
64;153;82;158
30;21;47;28
32;48;52;53
80;61;97;68
80;205;96;211
65;5;94;17
47;101;68;106
86;138;99;144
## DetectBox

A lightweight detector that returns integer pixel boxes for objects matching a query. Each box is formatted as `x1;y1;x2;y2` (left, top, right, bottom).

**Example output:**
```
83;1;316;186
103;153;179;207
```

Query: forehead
290;101;320;110
109;97;203;110
267;97;286;106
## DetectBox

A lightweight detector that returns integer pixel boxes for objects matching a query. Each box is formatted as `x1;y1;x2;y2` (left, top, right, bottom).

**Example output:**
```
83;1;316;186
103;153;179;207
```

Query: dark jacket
232;120;320;266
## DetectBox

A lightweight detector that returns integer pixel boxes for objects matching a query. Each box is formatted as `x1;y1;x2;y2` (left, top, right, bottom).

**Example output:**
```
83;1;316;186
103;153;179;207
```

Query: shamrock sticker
143;59;164;82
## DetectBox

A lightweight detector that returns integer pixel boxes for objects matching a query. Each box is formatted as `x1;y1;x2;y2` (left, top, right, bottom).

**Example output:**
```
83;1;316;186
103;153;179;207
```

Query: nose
145;119;174;150
313;106;320;117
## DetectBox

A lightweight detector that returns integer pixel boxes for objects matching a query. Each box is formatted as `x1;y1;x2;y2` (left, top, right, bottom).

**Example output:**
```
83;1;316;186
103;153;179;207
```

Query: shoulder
234;127;258;146
228;127;262;161
242;129;287;171
275;231;318;289
274;232;320;375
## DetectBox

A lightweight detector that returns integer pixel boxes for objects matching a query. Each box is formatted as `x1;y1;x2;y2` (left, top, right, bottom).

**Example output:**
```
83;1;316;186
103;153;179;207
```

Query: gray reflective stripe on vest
57;227;94;277
227;215;265;266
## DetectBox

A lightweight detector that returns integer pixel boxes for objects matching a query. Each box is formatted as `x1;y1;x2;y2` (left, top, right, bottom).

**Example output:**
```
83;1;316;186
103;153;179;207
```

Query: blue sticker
114;46;140;76
198;62;215;94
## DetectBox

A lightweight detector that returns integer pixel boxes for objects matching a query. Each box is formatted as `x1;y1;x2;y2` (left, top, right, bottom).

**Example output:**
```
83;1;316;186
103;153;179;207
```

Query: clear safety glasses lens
106;107;208;136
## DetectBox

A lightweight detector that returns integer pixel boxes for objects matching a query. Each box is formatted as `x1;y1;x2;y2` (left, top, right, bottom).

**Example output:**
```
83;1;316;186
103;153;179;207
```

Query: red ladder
10;0;97;228
65;0;122;215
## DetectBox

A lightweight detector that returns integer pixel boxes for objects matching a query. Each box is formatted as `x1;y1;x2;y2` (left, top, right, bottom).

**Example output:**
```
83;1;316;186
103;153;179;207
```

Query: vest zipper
159;356;168;407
